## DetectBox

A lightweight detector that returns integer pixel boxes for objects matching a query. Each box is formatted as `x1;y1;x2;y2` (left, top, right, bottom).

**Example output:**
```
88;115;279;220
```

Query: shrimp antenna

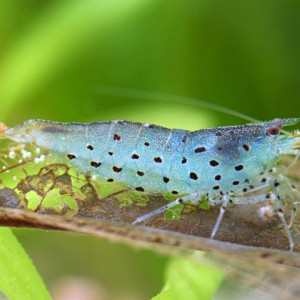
94;85;259;123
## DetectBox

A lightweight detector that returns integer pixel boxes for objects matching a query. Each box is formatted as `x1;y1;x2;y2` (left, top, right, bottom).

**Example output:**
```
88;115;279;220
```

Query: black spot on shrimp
91;161;101;168
87;145;94;150
163;177;170;183
235;165;244;171
210;160;219;167
242;144;250;151
190;172;198;180
113;133;121;141
67;154;76;160
215;175;221;180
195;147;206;153
113;166;122;173
135;186;145;192
154;157;162;163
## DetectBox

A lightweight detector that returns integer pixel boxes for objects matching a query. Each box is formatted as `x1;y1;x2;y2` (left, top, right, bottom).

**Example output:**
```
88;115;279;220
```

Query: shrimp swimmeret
1;118;300;250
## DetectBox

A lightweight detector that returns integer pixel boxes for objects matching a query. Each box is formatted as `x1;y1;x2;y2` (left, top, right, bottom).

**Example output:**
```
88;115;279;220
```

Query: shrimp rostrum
1;118;300;250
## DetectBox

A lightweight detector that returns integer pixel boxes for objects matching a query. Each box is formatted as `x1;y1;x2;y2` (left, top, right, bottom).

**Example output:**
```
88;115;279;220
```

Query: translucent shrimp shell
2;118;299;197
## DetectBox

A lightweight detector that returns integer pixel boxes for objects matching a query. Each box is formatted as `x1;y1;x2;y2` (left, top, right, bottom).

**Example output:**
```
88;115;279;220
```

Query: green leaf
0;227;50;300
152;288;173;300
153;257;224;300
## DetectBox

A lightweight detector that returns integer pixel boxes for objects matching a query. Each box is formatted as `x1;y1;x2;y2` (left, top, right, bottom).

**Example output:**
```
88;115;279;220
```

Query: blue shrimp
1;118;300;250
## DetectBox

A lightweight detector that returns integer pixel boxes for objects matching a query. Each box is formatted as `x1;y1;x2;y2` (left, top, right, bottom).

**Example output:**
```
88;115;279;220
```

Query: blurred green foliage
0;228;50;300
0;0;299;299
153;258;224;300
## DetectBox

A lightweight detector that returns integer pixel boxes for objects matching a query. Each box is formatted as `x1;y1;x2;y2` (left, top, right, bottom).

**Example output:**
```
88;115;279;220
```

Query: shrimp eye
266;125;280;136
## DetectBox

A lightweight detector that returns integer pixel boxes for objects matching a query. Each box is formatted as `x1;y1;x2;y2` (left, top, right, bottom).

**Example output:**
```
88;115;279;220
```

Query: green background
0;0;299;299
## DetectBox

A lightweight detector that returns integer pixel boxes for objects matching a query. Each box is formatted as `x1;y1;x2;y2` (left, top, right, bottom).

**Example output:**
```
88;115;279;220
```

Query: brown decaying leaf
0;207;300;299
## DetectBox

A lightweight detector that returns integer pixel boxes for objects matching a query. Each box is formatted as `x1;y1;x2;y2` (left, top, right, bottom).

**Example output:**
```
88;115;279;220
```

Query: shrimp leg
132;192;199;225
